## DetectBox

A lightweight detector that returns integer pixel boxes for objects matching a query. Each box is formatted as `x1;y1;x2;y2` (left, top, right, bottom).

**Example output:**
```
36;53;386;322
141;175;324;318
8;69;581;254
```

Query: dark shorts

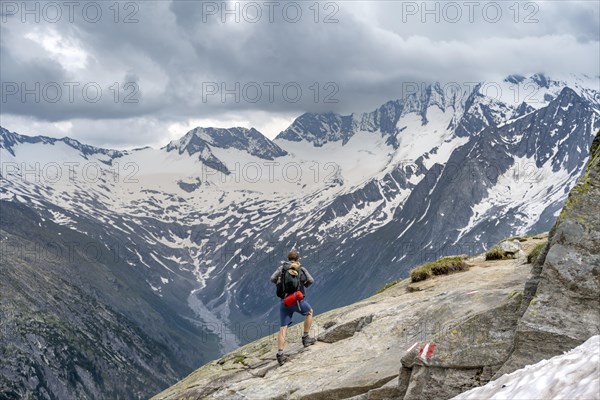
279;299;312;327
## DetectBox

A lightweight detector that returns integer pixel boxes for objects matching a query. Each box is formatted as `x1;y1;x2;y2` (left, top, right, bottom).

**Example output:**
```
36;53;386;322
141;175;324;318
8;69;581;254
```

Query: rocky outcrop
496;130;600;376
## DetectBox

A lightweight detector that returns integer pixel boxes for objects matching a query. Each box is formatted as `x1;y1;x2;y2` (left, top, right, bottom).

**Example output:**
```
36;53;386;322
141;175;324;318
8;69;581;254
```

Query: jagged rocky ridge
164;127;287;174
0;129;126;160
153;129;600;399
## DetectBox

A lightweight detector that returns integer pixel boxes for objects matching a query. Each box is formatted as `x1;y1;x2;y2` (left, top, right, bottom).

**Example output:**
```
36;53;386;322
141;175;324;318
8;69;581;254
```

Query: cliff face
496;130;600;376
153;130;600;400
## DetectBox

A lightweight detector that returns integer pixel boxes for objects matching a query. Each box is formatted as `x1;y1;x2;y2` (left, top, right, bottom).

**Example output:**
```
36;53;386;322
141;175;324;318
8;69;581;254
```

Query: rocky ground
152;235;548;400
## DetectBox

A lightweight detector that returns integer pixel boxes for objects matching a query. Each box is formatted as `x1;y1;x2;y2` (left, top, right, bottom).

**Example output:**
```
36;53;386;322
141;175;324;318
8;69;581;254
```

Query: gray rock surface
317;315;374;343
498;240;522;256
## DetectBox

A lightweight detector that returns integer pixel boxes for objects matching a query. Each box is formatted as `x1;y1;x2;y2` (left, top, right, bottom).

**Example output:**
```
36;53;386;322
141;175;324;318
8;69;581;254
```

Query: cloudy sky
1;0;598;148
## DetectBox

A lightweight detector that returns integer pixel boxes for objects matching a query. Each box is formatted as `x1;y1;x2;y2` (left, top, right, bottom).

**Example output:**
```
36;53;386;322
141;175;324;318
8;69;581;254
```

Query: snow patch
453;335;600;400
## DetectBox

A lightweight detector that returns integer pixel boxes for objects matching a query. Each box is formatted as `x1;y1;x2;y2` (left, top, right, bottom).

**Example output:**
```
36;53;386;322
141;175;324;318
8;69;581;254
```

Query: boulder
498;240;522;256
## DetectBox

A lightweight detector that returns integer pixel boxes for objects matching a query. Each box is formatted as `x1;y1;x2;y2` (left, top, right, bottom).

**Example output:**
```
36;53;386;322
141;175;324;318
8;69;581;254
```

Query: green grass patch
376;279;403;294
410;256;469;283
218;353;247;365
527;242;546;264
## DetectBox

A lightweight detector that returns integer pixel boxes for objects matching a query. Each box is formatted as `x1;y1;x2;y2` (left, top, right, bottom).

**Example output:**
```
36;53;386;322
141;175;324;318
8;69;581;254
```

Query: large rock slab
399;290;523;399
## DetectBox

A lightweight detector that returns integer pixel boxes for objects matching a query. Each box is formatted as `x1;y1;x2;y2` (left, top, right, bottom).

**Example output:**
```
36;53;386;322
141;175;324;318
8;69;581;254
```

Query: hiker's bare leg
303;309;313;333
278;326;287;350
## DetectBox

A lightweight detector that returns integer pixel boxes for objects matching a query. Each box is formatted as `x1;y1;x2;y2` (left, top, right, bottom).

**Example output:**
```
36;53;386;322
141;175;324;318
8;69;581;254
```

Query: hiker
270;249;316;365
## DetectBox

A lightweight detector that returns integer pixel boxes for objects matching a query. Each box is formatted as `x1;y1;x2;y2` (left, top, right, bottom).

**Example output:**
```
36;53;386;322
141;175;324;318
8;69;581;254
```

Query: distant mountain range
1;73;599;398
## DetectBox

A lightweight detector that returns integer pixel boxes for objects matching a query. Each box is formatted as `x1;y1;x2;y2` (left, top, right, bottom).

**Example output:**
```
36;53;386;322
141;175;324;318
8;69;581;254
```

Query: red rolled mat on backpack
283;291;304;307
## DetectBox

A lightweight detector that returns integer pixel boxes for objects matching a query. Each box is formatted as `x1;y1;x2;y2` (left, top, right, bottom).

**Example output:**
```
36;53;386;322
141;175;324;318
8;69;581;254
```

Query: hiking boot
276;352;288;366
302;335;316;347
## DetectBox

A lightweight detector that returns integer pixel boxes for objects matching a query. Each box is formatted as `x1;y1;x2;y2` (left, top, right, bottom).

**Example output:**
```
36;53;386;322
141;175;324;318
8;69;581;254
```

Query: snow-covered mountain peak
275;76;598;149
158;126;288;175
164;126;287;160
496;73;600;110
275;112;355;147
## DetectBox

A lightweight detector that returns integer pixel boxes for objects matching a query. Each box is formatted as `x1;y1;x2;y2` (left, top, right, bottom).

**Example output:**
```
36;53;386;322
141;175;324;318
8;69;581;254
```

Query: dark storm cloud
0;0;598;147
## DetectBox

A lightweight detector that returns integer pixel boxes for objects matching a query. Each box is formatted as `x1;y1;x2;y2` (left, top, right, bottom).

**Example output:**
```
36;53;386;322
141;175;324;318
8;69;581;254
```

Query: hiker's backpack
276;266;301;299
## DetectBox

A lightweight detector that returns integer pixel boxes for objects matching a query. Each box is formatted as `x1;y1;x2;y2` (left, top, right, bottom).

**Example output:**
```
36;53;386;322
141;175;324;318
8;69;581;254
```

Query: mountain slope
251;84;599;314
0;201;221;399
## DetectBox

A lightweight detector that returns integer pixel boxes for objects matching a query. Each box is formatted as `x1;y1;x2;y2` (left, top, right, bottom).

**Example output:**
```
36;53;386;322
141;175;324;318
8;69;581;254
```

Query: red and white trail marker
466;290;479;295
418;342;437;361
